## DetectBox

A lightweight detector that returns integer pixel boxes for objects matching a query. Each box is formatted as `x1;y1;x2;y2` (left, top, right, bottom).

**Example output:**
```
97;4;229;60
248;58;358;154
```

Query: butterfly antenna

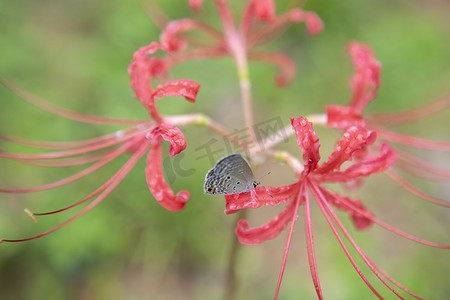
255;171;271;181
254;172;274;199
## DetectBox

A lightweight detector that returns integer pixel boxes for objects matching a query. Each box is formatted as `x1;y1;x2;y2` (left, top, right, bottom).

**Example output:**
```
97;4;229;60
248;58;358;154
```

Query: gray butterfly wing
208;153;249;175
204;153;255;195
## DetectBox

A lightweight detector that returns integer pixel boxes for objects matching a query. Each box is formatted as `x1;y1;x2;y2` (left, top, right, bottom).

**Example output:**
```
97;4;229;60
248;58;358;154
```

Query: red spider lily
225;116;450;299
158;0;323;87
0;43;200;242
327;41;450;208
153;0;324;156
0;0;324;243
2;0;447;298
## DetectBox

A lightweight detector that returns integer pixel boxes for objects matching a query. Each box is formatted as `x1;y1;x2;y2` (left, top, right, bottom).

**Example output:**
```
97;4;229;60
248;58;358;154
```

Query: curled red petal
153;79;200;103
148;123;187;157
347;41;382;113
323;143;396;182
303;11;324;35
272;8;323;36
235;199;298;245
343;143;397;177
291;117;321;175
160;19;223;52
145;139;189;211
315;126;377;175
320;187;373;230
249;51;296;87
247;8;323;48
326;105;366;129
127;42;167;121
160;20;188;52
225;183;300;214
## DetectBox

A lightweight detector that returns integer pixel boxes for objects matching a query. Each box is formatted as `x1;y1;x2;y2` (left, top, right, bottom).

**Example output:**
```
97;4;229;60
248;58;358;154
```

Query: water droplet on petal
302;140;310;149
115;130;125;138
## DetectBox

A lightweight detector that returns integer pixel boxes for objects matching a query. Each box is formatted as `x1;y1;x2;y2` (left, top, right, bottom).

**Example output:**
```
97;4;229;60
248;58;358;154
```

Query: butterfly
204;153;258;195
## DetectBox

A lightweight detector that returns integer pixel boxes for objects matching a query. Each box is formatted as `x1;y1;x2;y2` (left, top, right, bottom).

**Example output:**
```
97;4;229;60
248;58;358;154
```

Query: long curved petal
323;143;397;182
145;138;189;211
235;198;298;245
127;42;166;121
248;51;296;87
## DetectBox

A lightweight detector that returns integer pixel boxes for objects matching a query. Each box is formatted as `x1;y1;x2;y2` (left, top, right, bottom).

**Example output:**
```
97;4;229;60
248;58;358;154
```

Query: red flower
158;0;323;87
0;43;200;242
2;2;447;299
225;116;449;299
326;41;450;208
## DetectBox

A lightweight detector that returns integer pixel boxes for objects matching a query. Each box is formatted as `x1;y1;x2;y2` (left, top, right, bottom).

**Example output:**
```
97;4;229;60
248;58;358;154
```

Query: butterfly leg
250;189;257;202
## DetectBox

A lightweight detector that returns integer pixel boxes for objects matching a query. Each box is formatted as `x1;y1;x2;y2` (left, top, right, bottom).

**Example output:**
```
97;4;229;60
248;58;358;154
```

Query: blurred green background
1;0;449;299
